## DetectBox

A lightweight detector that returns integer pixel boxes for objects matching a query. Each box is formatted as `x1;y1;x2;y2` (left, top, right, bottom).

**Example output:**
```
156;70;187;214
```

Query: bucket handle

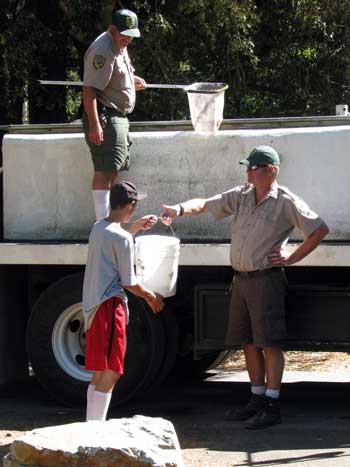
137;217;177;238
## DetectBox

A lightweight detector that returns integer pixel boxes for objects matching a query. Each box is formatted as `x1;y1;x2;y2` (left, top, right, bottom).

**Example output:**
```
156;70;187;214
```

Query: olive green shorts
82;112;132;172
225;268;288;348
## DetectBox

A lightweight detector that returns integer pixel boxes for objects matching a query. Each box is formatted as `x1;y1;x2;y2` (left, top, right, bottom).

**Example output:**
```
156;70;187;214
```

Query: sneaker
225;394;266;421
245;397;282;429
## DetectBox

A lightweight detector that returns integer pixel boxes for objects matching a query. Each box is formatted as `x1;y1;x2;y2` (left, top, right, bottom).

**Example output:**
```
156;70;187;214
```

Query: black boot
225;394;266;421
245;396;281;429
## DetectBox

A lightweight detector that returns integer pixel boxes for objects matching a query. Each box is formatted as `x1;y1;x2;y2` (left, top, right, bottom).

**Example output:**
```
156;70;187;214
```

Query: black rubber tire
153;307;179;385
136;309;166;393
27;273;165;407
111;292;163;404
166;313;231;381
27;273;88;406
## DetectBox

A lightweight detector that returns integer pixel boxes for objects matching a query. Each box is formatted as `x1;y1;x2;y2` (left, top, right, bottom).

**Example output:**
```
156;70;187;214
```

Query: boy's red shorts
85;296;127;374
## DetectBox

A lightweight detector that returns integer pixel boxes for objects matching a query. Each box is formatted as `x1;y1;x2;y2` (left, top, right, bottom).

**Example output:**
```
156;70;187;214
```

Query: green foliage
250;0;350;116
1;0;350;123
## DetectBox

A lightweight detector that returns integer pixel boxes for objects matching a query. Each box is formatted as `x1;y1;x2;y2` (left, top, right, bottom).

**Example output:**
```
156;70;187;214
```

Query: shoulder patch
93;54;106;70
293;198;311;216
279;186;316;218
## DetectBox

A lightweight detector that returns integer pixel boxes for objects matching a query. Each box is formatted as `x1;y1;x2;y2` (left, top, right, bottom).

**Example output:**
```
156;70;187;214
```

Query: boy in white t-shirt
83;181;164;421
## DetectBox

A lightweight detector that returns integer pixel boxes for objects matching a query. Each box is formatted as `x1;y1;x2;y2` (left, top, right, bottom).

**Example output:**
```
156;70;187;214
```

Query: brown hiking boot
225;394;266;421
245;397;282;429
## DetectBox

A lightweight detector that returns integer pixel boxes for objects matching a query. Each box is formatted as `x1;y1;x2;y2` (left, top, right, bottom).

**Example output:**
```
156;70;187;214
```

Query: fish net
186;83;228;134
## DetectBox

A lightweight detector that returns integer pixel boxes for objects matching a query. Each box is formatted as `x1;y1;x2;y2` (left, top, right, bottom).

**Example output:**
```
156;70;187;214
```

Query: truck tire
113;293;165;403
27;272;166;407
167;312;231;380
27;273;87;406
153;308;179;385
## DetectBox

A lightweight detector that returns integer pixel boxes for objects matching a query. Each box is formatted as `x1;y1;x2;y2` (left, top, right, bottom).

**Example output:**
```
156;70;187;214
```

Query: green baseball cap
239;145;280;168
112;9;140;38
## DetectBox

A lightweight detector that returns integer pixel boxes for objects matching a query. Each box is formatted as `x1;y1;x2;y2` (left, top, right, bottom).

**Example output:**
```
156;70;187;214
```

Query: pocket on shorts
269;271;288;296
265;309;287;341
109;118;130;171
264;273;288;340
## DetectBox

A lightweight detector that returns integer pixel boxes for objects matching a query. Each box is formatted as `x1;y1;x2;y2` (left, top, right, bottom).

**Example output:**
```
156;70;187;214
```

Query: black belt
234;267;283;278
97;100;127;118
104;106;127;118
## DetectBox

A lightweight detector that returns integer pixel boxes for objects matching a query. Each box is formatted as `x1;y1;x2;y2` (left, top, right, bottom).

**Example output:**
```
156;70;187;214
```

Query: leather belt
96;100;127;118
234;267;283;278
105;107;127;118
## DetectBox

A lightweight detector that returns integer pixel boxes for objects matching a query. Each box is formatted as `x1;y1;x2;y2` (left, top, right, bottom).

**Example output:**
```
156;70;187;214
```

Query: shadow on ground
1;375;350;466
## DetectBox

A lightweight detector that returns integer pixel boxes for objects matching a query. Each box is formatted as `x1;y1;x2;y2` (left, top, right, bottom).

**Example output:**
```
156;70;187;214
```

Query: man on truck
83;181;164;421
161;145;329;429
82;9;147;221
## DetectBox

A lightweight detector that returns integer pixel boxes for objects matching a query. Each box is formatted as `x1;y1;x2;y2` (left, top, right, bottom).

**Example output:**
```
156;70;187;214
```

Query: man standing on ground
83;9;146;220
83;181;164;421
161;146;328;429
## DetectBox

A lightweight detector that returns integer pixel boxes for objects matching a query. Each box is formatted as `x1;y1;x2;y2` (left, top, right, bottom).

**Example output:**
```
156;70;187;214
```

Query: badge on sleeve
93;54;106;70
293;198;316;218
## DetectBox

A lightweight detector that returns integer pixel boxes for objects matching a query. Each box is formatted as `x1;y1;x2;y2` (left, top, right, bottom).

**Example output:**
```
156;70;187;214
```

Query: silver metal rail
1;115;350;134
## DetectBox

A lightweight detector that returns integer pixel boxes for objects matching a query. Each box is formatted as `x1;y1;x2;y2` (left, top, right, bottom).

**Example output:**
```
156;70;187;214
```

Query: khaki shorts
82;112;132;172
225;268;288;348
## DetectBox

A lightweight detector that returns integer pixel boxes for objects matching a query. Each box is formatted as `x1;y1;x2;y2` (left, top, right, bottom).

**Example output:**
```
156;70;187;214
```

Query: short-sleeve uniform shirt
83;31;136;114
82;220;137;331
205;181;324;271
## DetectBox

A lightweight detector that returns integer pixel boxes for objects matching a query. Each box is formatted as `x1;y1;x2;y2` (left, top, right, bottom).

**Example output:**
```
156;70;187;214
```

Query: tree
2;0;350;123
244;0;350;116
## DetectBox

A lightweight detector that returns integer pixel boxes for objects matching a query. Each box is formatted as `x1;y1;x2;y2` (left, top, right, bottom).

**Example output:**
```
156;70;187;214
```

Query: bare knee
243;343;262;355
263;346;284;359
93;369;121;393
93;171;118;190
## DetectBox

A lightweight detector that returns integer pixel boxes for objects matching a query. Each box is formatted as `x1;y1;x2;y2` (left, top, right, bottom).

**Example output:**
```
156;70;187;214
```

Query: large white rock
10;416;185;467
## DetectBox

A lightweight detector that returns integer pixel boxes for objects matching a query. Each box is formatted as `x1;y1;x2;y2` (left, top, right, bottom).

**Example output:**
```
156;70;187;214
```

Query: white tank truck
1;116;350;406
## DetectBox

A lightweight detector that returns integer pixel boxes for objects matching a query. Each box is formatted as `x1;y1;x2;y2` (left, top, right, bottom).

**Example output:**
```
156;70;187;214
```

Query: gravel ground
221;350;350;371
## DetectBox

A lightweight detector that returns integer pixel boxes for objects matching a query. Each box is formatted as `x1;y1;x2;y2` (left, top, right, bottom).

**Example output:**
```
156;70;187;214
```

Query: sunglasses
247;164;269;171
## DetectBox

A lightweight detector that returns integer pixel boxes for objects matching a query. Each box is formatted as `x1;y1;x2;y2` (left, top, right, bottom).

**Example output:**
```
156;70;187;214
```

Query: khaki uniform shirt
206;181;324;272
83;31;136;114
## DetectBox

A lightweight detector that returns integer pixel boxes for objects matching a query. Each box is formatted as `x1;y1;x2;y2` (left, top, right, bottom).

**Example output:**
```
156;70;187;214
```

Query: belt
234;267;283;278
104;107;127;118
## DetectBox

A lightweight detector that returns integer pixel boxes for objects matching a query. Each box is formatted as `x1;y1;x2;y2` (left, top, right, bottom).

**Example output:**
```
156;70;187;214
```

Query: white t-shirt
82;220;137;330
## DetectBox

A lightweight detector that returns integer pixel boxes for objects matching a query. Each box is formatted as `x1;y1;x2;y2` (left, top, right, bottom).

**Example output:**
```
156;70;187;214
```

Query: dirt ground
1;351;350;466
221;350;350;371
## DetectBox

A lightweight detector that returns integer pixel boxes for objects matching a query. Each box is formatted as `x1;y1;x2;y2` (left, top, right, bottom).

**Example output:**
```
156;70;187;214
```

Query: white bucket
135;235;180;297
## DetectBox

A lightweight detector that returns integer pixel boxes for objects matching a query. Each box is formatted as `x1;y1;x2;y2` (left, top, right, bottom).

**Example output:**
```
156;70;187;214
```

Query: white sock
92;190;110;221
86;384;96;421
251;385;266;395
89;390;112;421
265;388;280;399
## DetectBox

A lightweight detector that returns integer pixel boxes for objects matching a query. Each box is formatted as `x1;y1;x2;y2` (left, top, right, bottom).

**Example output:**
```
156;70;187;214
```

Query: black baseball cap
112;9;140;38
110;181;147;209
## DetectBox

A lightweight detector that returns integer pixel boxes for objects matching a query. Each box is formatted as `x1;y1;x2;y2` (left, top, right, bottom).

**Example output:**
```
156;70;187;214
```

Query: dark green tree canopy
1;0;350;124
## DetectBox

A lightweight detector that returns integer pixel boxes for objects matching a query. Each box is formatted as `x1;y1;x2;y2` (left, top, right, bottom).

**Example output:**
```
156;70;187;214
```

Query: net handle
38;80;228;94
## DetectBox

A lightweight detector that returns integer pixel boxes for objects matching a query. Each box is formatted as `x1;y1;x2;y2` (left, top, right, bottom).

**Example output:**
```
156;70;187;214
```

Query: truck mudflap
194;283;350;357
